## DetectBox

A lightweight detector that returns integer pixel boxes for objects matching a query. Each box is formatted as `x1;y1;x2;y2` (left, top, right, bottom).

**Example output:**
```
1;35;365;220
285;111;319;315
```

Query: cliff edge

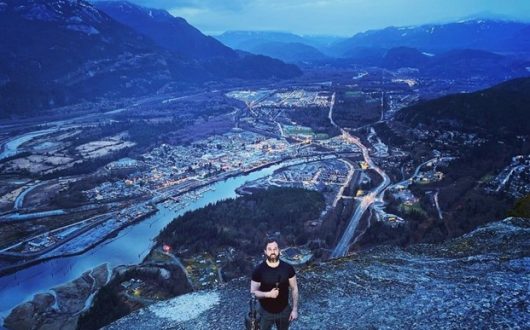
106;217;530;329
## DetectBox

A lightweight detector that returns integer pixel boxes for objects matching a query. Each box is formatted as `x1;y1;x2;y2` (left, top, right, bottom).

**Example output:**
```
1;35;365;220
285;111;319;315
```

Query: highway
328;93;391;258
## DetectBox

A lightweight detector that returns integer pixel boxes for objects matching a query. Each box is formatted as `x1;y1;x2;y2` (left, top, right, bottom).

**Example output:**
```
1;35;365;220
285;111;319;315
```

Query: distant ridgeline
215;31;331;64
331;19;530;57
0;0;301;116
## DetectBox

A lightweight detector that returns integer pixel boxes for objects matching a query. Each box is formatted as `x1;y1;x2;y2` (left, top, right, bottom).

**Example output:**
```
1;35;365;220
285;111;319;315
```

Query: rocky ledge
106;217;530;329
5;264;110;330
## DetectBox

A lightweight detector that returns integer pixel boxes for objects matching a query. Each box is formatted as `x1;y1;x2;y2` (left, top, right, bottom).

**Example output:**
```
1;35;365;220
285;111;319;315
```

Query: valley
1;1;529;329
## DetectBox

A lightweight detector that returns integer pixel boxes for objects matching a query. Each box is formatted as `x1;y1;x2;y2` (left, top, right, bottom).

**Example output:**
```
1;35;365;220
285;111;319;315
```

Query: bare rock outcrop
106;218;530;329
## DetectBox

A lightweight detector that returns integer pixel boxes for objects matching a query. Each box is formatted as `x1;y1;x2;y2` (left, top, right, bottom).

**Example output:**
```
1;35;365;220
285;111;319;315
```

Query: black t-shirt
251;260;296;313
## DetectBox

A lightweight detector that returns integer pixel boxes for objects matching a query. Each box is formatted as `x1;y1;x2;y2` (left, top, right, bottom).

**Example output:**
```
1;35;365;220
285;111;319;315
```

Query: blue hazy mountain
420;49;529;79
381;47;529;79
92;2;302;77
333;19;530;57
241;41;328;63
94;1;237;60
381;47;432;69
215;31;332;63
217;31;307;48
0;0;301;116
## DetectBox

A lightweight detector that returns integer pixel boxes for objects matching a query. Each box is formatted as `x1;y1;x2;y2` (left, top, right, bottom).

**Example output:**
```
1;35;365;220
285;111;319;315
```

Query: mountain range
215;31;337;63
333;19;530;57
381;47;530;79
215;20;530;75
0;0;301;116
3;1;530;117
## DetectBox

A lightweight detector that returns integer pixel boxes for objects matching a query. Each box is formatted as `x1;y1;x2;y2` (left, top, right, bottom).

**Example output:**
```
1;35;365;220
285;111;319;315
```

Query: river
0;128;56;161
0;159;309;320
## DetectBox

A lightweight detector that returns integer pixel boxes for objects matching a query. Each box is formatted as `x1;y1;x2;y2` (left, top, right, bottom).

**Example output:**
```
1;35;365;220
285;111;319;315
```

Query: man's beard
266;254;278;262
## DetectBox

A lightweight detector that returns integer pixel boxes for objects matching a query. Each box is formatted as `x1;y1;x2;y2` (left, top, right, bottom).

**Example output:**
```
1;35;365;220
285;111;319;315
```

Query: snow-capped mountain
333;19;530;57
0;0;301;116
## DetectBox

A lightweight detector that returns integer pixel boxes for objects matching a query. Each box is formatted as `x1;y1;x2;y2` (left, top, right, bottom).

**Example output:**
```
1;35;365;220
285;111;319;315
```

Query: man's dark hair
263;237;279;250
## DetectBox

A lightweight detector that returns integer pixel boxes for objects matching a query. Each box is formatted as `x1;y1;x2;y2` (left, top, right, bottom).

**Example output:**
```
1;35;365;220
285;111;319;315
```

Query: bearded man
250;238;299;330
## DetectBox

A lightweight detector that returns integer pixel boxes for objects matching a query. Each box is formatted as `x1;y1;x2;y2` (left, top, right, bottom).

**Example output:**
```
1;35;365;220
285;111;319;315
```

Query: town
1;70;527;312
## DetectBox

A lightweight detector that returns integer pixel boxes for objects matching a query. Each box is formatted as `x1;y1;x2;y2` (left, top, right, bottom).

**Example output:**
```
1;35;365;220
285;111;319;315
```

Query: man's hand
289;309;298;321
267;288;279;298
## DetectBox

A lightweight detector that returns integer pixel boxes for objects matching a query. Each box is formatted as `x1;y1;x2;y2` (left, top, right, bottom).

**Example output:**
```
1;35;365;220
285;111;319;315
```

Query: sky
110;0;530;36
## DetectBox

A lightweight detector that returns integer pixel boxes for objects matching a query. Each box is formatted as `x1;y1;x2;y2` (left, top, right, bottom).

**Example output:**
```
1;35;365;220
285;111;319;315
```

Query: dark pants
258;304;291;330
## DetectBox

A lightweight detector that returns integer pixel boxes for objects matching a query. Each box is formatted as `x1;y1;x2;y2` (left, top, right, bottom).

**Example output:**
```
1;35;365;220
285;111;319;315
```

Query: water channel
0;128;57;160
0;158;313;319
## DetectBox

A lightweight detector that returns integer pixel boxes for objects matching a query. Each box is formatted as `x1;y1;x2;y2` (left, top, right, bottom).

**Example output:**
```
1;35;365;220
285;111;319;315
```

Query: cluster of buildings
243;159;350;209
2;215;108;256
268;90;331;108
228;89;331;109
226;89;273;106
117;203;156;223
85;130;302;203
84;179;148;201
408;128;486;149
184;252;222;288
380;213;406;227
389;186;419;206
414;169;444;184
487;155;530;198
314;136;362;154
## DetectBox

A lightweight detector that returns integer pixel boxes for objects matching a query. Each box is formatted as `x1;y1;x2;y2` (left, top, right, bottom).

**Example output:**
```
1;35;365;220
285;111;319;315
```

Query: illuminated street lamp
163;244;171;253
